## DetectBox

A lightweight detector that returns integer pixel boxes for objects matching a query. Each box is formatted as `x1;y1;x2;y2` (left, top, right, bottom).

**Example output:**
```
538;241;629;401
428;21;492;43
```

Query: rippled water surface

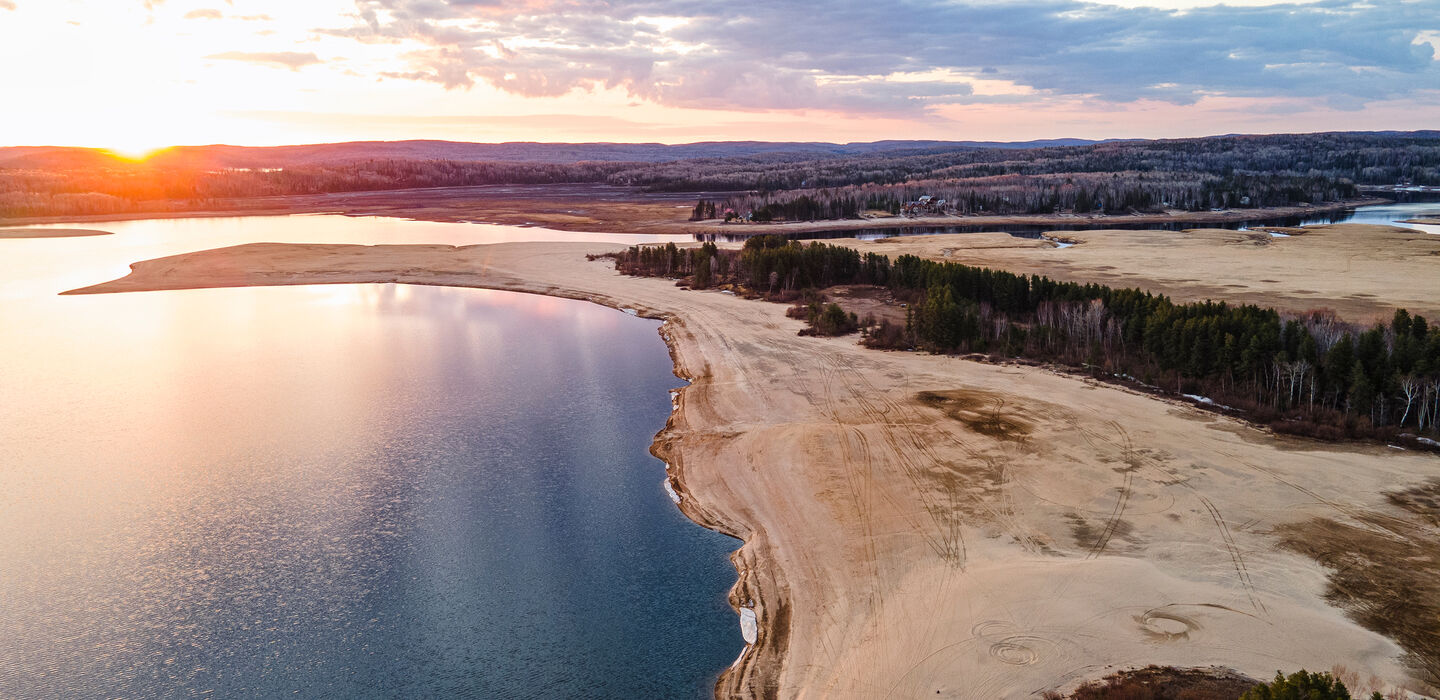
0;217;739;698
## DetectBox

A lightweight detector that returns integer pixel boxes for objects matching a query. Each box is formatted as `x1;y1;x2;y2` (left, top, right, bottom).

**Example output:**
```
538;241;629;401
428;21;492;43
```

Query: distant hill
0;138;1112;170
6;130;1438;220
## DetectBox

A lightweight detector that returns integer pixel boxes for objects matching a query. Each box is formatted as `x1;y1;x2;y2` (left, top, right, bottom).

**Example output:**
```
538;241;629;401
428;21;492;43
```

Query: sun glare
107;144;167;162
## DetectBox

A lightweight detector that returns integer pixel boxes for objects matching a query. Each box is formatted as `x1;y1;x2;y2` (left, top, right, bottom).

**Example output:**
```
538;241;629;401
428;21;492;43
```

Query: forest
717;171;1354;220
615;131;1440;192
0;159;638;218
610;237;1440;445
3;131;1436;220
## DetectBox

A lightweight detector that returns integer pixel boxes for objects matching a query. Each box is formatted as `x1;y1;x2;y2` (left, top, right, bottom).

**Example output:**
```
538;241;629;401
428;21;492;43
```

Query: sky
0;0;1437;152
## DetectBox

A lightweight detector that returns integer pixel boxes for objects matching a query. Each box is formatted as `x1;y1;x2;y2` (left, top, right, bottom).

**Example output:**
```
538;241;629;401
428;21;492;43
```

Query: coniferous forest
610;237;1440;445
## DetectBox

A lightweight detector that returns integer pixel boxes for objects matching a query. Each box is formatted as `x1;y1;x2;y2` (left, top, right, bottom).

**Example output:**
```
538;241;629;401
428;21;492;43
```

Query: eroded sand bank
69;240;1440;698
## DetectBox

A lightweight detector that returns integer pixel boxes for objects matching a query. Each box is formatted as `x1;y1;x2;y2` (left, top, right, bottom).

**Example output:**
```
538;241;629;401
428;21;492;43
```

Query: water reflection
0;219;739;698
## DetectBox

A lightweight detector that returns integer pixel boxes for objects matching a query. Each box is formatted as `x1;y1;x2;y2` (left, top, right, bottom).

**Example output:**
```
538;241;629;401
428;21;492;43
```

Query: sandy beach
68;235;1440;698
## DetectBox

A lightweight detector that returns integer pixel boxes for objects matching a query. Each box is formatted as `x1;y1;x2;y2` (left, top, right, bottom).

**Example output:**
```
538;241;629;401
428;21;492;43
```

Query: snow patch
622;308;638;316
738;606;757;644
662;478;681;504
1183;393;1236;411
1418;437;1440;448
1268;231;1291;238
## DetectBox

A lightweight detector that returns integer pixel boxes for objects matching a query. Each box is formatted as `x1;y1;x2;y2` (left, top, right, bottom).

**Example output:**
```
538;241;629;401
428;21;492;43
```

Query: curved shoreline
64;240;1440;697
61;245;787;693
649;315;781;695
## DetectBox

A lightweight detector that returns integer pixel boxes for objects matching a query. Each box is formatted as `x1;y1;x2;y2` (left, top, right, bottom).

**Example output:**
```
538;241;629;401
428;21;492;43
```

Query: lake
0;217;739;699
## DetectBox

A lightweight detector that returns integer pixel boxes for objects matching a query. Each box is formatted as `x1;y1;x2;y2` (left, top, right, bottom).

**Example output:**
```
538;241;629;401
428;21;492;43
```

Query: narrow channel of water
694;199;1440;242
0;218;740;699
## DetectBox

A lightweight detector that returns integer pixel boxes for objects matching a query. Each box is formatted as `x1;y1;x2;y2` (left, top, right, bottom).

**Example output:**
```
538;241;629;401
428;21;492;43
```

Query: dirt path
70;241;1440;698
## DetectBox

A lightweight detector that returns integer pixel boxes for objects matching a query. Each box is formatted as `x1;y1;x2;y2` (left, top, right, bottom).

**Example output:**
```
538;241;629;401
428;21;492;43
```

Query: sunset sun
106;143;166;162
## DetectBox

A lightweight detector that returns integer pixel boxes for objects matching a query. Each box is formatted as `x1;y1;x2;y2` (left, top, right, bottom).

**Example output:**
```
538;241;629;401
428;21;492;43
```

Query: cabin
902;195;946;216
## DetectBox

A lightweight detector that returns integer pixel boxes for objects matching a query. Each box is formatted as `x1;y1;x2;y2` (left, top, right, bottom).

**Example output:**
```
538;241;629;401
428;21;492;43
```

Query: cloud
183;8;221;19
0;0;16;9
206;51;323;71
321;0;1440;115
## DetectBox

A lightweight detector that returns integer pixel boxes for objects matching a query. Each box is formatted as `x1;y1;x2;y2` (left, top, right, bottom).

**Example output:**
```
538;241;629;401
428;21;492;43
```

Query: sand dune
70;239;1440;698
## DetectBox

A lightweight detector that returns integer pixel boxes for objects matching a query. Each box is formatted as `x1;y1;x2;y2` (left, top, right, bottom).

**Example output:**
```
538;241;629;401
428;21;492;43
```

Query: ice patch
1419;437;1440;448
663;478;681;504
738;606;757;644
1183;393;1236;411
622;308;638;316
1269;231;1291;238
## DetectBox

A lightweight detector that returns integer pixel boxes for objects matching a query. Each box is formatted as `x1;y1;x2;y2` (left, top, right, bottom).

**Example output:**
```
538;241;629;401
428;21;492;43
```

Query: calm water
0;217;739;699
1326;201;1440;235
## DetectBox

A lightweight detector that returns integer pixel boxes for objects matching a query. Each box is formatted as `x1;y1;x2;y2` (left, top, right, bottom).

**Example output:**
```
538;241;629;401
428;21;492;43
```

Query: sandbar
0;227;112;239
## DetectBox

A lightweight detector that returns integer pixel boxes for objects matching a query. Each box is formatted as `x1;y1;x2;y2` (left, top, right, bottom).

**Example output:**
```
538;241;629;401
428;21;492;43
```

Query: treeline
0;159;635;218
720;171;1354;220
610;131;1440;192
610;237;1440;443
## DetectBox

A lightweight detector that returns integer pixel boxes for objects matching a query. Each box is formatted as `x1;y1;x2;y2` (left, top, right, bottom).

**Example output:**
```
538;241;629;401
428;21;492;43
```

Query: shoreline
64;241;1440;697
0;193;1386;237
648;314;774;691
685;198;1383;237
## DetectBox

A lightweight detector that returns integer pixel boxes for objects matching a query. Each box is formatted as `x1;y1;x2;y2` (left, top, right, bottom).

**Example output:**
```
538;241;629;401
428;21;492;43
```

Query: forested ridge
611;237;1440;445
622;131;1440;192
719;171;1354;221
3;131;1436;220
0;159;641;218
696;132;1440;220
